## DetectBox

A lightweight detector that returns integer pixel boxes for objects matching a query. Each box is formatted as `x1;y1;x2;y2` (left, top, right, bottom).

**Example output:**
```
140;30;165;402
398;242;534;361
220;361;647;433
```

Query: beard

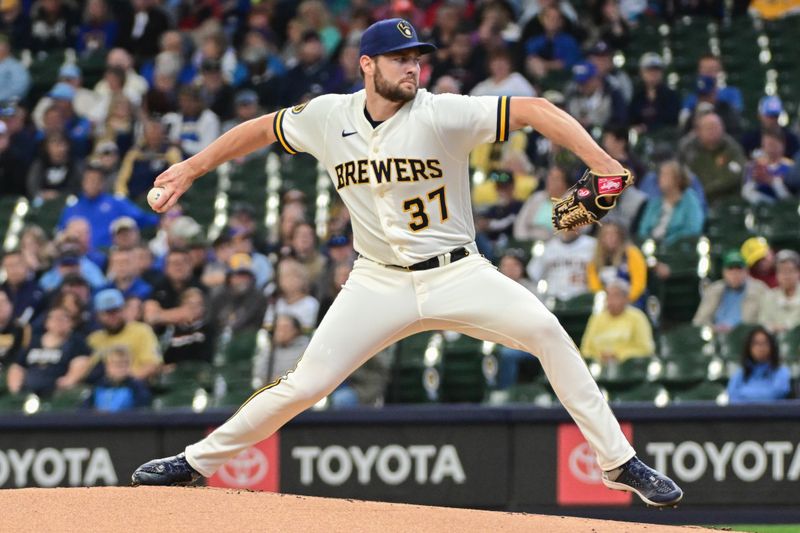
373;64;417;103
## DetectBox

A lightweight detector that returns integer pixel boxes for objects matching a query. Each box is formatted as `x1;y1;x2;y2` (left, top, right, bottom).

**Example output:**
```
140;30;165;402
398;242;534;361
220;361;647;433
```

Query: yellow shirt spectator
581;281;655;362
88;321;162;379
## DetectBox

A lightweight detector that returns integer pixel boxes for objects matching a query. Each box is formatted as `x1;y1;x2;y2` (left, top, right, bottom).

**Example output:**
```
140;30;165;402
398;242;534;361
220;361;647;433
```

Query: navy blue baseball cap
359;18;436;57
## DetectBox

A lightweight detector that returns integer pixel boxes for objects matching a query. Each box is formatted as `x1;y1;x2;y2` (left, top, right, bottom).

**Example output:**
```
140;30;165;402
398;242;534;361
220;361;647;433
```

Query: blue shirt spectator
637;161;705;245
0;35;30;102
39;251;108;293
637;167;708;214
727;327;792;403
58;164;158;250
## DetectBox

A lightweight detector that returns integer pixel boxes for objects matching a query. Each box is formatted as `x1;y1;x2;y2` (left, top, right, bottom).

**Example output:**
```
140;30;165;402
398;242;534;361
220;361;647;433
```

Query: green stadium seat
388;334;439;404
0;392;27;414
553;293;595;345
668;381;727;404
152;387;209;411
594;356;655;391
607;382;667;405
505;382;557;406
654;357;709;386
160;361;214;391
222;330;259;364
658;323;714;360
26;195;69;234
47;386;91;411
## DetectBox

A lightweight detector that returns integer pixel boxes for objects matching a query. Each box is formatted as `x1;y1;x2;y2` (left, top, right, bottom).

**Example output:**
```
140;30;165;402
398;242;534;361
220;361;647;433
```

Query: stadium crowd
0;0;799;413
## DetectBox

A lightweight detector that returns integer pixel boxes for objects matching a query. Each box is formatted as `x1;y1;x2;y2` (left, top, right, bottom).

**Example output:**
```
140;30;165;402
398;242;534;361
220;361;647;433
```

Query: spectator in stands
143;248;204;334
87;288;161;381
0;1;31;50
316;235;355;301
428;27;485;95
520;0;582;43
38;240;106;293
742;128;796;205
132;243;162;288
741;236;778;288
598;128;647;233
499;248;537;294
586;1;630;51
637;160;705;246
43;278;95;337
90;140;120;191
741;96;799;158
0;287;27;367
210;253;268;335
580;279;655;363
162;287;216;365
4;100;37;170
6;305;89;398
116;116;182;201
565;61;627;132
288;222;326;286
75;0;118;56
83;345;151;412
230;227;273;289
687;54;744;114
470;49;536;98
298;0;341;57
2;249;44;322
26;132;82;200
18;225;53;278
104;247;152;301
758;250;800;334
329;41;364;95
57;162;158;250
30;0;79;53
586;41;631;103
117;0;171;63
0;33;28;103
524;5;582;80
60;217;105;269
163;85;221;157
264;259;319;332
629;52;680;133
198;58;235;123
680;74;742;137
693;250;768;333
34;65;99;128
475;170;523;247
97;95;135;156
588;222;647;307
253;314;310;385
110;217;142;251
279;31;337;107
678;112;746;203
727;326;791;404
46;82;93;159
316;260;353;325
0;120;27;197
527;229;597;300
94;48;148;107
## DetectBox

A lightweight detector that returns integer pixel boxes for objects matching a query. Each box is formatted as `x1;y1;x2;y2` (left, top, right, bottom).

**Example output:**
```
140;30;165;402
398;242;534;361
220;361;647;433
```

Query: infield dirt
0;486;713;532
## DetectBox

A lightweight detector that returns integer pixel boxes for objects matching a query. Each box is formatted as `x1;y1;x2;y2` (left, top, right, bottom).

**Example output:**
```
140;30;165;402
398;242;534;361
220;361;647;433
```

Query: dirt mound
0;487;710;533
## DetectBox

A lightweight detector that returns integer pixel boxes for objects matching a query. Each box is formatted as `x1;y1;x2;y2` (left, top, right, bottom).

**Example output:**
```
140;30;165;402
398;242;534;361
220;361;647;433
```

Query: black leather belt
393;247;470;271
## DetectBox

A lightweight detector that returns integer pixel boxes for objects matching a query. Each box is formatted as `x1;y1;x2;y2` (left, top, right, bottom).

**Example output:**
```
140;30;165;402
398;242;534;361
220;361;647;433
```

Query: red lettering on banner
557;423;633;506
208;432;280;492
598;176;623;194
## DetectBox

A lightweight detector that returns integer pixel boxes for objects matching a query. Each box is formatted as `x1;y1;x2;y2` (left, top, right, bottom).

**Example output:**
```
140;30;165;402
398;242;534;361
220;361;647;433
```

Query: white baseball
147;187;166;209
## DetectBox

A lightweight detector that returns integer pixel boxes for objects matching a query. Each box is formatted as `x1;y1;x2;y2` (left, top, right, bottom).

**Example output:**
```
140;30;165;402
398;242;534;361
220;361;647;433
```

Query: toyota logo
568;442;602;484
217;447;269;487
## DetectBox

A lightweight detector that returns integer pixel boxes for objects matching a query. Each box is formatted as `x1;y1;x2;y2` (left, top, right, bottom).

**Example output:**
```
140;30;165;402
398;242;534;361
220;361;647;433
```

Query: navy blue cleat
602;456;683;507
131;453;201;486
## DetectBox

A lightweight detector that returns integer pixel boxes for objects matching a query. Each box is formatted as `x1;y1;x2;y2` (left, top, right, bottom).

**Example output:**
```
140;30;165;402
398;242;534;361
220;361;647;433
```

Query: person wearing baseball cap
741;95;800;157
629;52;680;133
692;249;769;333
566;61;627;130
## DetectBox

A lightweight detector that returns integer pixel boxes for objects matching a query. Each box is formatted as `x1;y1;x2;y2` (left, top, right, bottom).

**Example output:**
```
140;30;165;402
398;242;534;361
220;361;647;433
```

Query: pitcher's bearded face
373;50;421;103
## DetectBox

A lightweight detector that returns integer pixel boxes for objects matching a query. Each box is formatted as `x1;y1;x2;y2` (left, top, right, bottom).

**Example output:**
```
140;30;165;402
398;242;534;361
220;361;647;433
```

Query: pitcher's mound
1;487;709;532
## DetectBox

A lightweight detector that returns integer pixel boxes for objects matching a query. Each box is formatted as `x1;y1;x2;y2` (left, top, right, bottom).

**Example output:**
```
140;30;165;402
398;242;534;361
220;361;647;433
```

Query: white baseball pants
185;249;635;475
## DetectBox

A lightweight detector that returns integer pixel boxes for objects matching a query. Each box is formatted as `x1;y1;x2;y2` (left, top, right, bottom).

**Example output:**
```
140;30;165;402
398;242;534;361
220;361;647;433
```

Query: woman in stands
587;221;648;308
637;160;705;246
727;326;792;403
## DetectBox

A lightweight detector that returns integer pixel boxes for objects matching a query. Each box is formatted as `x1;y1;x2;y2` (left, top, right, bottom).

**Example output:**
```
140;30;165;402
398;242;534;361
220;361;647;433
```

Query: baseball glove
551;169;634;231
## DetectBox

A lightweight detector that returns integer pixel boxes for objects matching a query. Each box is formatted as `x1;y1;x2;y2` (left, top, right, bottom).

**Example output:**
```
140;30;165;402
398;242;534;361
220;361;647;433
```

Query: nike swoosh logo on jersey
341;130;358;137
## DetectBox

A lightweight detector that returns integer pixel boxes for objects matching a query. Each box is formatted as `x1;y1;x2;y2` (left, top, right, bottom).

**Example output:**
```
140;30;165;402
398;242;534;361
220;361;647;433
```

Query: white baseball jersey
274;89;511;266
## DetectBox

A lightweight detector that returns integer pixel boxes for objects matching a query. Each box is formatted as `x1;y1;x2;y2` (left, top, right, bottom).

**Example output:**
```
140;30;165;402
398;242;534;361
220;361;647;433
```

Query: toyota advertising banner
278;424;510;507
0;429;159;489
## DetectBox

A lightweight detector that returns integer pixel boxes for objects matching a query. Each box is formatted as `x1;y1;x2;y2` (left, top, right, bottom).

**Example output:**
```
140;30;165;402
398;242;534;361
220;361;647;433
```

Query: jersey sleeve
273;95;335;157
432;94;512;151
